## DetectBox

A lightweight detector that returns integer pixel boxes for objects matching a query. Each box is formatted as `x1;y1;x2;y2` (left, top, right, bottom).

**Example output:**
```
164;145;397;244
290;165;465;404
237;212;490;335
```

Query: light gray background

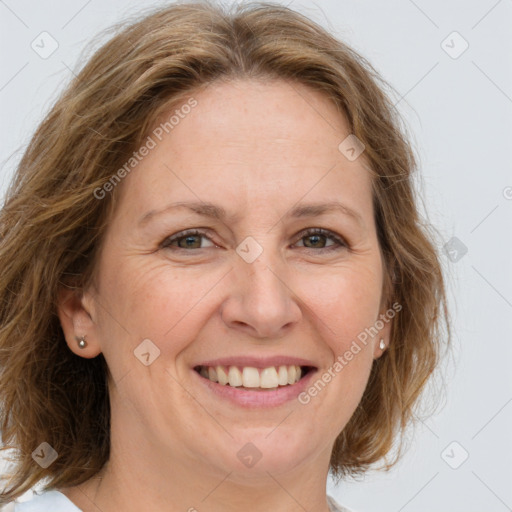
1;0;511;510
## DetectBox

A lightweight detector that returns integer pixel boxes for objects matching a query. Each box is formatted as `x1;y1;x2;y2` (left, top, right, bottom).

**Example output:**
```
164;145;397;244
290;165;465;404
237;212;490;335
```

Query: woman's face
61;79;390;479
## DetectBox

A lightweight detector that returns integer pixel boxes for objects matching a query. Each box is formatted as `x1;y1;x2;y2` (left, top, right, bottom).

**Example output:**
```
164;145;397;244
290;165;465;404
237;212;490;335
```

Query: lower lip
192;368;317;408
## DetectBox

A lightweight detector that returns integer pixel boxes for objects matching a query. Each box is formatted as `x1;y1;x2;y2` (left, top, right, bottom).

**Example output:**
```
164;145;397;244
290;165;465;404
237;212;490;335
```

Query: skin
57;79;391;512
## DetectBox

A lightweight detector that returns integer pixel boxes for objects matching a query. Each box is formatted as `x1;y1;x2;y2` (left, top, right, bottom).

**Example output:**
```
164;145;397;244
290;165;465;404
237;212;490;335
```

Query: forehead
166;79;353;162
115;79;373;223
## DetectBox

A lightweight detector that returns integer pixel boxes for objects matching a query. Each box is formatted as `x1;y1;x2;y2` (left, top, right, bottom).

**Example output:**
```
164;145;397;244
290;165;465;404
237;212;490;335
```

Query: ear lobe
373;309;393;359
56;285;102;359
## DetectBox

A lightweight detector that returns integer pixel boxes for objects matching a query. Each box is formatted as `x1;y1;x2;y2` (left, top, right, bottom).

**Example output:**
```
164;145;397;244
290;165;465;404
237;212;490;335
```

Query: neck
61;435;334;512
60;387;335;512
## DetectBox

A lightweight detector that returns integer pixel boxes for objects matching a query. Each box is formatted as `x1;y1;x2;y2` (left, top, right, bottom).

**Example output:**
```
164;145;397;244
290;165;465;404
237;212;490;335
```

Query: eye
160;227;348;252
160;229;215;250
294;228;347;252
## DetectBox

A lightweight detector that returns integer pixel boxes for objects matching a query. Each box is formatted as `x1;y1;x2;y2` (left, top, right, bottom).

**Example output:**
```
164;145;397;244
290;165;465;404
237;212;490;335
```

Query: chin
219;427;317;477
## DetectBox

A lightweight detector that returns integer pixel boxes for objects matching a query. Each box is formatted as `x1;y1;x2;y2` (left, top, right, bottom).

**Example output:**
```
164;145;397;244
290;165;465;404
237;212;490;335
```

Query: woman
0;2;449;511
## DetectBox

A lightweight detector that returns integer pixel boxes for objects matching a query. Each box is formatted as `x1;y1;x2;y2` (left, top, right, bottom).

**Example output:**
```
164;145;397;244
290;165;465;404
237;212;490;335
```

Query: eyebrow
138;200;364;227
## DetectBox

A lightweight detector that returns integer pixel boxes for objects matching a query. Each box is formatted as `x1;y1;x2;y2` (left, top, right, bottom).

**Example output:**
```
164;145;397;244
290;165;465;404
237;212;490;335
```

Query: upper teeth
199;365;303;388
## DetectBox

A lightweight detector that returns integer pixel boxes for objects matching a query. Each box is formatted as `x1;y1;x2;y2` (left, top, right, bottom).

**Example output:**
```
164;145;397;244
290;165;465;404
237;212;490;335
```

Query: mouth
193;364;316;391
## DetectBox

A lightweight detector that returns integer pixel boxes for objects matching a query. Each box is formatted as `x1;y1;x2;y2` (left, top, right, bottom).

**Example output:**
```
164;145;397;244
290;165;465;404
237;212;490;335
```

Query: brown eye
302;233;328;249
161;229;214;250
295;228;347;251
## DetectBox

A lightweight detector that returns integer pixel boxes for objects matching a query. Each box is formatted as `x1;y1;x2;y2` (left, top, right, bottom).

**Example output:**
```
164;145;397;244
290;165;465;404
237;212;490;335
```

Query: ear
373;262;396;359
56;285;102;359
372;308;393;359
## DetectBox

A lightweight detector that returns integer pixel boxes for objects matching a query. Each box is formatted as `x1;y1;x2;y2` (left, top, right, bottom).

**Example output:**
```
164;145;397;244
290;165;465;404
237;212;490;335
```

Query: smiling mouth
194;364;315;391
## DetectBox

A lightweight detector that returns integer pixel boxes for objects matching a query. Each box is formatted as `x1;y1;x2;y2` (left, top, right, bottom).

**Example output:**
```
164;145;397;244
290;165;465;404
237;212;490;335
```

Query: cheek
307;264;382;422
304;263;383;346
95;257;225;352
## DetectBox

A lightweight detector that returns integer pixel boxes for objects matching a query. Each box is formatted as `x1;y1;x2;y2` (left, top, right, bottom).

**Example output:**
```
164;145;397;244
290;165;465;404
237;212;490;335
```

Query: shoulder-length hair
0;0;449;501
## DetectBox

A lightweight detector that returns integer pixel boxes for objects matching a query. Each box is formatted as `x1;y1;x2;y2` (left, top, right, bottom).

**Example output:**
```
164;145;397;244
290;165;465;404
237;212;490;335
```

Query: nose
220;256;302;340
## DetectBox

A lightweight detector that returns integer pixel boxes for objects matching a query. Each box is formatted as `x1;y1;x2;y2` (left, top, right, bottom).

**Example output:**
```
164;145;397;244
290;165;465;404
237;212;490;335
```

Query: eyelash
160;228;348;253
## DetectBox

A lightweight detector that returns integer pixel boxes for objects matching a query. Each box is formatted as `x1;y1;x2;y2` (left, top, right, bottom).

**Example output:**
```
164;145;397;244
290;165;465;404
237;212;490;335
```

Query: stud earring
379;338;386;350
75;335;87;349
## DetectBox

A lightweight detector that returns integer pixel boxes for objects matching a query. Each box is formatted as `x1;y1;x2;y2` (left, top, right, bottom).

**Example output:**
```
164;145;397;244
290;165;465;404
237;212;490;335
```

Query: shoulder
327;494;358;512
7;491;82;512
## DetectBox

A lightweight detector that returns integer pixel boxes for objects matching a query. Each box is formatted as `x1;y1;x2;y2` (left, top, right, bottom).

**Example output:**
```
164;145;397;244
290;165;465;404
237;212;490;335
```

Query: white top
7;491;353;512
10;491;81;511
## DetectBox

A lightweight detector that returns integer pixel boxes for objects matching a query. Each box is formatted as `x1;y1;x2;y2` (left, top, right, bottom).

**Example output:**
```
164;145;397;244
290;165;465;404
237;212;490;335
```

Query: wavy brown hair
0;0;449;501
